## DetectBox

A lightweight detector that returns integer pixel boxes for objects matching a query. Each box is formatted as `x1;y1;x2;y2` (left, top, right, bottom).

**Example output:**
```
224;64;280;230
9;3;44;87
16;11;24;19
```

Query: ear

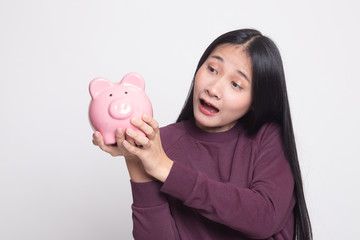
120;72;145;90
89;77;113;98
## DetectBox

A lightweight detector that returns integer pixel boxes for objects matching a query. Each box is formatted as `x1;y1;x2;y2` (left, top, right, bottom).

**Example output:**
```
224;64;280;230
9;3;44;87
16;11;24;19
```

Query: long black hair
177;29;312;240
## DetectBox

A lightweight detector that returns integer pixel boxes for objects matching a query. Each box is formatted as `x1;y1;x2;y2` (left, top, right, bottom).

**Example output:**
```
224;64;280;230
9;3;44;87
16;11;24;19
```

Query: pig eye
125;92;128;94
109;94;113;97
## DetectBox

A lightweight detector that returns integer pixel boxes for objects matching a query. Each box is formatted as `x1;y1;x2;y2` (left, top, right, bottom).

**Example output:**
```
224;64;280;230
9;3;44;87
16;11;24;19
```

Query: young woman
92;29;312;240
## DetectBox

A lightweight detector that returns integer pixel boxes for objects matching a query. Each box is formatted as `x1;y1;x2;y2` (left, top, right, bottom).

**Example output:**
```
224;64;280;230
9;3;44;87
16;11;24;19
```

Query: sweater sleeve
160;124;295;239
130;180;180;240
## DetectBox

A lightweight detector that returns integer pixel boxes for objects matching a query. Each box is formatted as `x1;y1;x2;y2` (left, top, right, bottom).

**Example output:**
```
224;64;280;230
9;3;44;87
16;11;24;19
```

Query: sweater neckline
183;118;242;143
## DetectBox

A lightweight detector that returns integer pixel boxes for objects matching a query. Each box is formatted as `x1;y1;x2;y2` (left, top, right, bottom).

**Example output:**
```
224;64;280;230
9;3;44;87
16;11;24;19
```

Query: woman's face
193;44;253;132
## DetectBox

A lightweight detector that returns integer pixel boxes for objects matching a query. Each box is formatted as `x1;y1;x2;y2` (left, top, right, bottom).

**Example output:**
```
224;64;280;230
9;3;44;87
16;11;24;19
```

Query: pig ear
120;73;145;90
89;78;113;98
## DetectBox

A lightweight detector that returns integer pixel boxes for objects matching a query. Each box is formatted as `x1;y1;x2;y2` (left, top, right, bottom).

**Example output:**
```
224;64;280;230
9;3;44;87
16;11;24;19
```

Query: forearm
131;180;180;240
146;155;174;183
161;161;295;239
125;156;155;182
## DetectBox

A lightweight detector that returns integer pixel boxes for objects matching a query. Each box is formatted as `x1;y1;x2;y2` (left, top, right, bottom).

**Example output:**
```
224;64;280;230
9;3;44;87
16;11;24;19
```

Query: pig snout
108;98;134;120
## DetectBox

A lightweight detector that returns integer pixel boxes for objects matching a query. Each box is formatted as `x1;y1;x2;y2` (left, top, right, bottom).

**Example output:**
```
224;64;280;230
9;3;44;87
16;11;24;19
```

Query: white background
1;0;359;239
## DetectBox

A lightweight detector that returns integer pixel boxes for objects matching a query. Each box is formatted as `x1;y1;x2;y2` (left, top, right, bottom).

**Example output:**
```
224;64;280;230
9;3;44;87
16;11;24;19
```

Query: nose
205;79;223;99
108;98;134;120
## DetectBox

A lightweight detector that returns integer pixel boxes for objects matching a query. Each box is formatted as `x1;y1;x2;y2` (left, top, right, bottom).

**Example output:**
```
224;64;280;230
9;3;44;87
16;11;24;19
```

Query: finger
125;134;142;149
131;115;159;139
123;139;142;156
92;131;102;146
126;135;136;146
142;114;159;135
115;128;125;146
93;131;113;153
130;117;155;137
126;128;150;147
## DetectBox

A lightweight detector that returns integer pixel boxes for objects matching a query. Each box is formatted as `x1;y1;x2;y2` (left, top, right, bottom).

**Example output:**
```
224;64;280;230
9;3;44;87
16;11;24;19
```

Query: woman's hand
123;114;174;182
92;129;155;182
92;128;136;159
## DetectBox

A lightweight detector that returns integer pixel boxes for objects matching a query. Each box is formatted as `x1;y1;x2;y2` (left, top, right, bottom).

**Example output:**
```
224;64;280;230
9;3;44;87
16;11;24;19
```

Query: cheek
193;76;204;95
194;67;209;86
226;93;252;112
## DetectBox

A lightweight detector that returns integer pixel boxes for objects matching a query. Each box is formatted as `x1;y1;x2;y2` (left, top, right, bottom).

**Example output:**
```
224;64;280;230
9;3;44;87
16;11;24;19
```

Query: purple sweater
130;120;295;240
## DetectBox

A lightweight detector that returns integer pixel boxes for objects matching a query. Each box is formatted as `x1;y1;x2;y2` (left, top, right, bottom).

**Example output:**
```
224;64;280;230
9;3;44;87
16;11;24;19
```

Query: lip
199;98;219;116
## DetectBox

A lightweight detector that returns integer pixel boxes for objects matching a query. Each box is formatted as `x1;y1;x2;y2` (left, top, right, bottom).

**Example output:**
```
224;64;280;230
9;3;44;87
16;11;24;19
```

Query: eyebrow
210;55;250;83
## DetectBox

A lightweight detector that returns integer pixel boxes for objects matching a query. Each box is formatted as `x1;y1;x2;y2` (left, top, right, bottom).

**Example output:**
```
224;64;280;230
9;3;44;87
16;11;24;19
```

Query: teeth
200;99;219;112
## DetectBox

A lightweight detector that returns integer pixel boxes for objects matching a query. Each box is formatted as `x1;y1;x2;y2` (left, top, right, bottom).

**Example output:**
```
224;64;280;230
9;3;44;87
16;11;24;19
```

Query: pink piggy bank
89;72;153;145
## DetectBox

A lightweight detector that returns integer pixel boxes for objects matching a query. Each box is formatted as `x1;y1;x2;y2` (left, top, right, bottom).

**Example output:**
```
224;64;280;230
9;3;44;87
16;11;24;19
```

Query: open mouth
200;99;219;113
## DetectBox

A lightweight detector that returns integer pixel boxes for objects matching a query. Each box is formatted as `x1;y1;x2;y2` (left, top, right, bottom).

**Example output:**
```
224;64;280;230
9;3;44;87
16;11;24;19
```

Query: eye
231;81;243;90
125;91;128;94
207;65;217;74
109;93;113;97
